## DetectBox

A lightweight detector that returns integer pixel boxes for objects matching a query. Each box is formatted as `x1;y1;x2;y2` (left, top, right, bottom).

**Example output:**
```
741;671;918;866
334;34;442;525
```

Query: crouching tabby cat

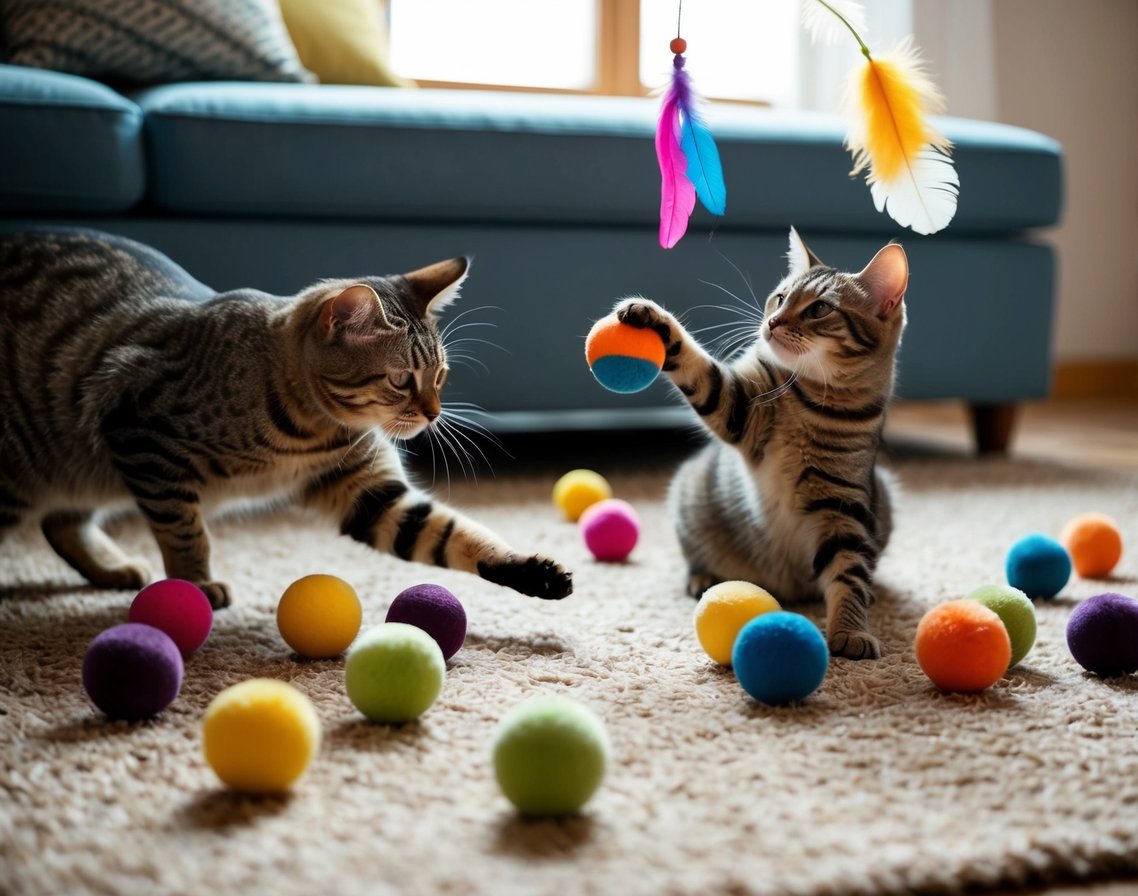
614;229;908;659
0;229;572;608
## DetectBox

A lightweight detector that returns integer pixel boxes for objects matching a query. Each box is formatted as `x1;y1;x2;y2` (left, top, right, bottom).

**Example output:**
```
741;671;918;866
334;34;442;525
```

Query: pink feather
656;90;696;249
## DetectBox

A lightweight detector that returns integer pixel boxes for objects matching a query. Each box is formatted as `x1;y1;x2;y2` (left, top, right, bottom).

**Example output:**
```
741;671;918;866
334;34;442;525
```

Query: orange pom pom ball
1060;512;1123;579
914;599;1011;693
585;314;665;394
669;37;687;54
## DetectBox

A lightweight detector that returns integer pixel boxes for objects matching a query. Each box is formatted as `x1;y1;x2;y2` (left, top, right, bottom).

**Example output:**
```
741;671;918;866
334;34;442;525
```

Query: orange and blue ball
585;314;665;394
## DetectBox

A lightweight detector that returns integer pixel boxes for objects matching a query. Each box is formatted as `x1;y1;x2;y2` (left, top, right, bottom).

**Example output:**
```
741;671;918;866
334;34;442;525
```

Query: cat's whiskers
439;305;501;343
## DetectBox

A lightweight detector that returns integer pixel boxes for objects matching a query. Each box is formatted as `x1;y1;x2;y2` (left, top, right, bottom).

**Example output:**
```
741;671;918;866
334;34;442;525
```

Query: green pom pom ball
967;583;1038;667
492;695;609;816
345;623;445;723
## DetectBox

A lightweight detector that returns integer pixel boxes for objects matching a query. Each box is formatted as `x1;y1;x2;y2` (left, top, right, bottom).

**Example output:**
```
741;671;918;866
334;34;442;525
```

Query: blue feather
680;112;726;216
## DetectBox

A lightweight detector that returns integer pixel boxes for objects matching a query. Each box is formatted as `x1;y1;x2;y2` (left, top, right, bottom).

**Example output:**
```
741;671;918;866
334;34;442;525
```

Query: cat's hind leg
41;510;151;590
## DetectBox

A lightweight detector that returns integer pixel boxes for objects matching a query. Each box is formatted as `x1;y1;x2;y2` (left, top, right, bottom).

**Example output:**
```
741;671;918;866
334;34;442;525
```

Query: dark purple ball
1066;592;1138;677
82;623;184;720
385;583;467;661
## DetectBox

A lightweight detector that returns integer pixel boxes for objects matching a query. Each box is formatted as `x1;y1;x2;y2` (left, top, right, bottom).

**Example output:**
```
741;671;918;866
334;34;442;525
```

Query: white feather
800;0;867;46
868;144;959;235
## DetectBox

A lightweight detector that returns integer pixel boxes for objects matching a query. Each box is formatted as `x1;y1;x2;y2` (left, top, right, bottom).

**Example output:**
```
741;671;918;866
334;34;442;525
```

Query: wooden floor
886;397;1138;473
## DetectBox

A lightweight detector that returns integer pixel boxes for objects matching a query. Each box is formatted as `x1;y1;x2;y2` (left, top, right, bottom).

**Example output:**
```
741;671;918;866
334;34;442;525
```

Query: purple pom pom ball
1066;592;1138;677
385;583;467;661
82;623;184;720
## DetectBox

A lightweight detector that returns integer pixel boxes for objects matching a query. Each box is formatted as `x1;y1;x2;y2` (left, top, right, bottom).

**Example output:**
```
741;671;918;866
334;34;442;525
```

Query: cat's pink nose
767;316;783;331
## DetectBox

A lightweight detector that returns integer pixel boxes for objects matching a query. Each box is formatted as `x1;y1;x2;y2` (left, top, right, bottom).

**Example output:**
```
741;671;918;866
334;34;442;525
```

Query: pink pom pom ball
580;498;640;562
128;578;213;656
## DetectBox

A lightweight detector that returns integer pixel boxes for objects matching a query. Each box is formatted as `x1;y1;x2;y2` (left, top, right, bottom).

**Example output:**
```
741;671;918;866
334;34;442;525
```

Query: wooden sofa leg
969;403;1018;454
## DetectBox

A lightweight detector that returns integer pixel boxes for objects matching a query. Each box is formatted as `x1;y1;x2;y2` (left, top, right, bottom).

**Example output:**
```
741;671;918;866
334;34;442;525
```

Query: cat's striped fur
0;229;572;608
615;229;908;659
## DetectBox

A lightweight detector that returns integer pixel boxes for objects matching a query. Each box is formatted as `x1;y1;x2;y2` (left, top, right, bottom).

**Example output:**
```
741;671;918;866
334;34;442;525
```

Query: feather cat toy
656;31;726;249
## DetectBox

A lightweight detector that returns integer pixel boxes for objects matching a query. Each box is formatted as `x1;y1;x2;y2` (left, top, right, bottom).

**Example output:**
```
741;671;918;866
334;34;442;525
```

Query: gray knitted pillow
0;0;313;85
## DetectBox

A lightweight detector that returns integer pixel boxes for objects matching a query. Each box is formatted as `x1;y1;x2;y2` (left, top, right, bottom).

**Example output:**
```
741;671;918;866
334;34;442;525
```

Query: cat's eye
435;368;448;389
804;301;834;320
774;292;786;307
389;370;412;388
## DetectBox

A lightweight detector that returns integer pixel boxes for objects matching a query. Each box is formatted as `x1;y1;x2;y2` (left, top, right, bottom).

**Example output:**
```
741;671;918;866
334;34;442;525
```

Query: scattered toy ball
579;498;640;562
915;599;1011;693
731;611;829;705
386;583;467;661
492;694;609;816
694;580;781;666
1060;512;1123;579
277;573;362;659
82;623;184;720
966;583;1037;667
345;623;445;723
202;678;321;793
1005;533;1071;600
552;468;613;522
1066;592;1138;677
128;578;213;657
585;313;665;394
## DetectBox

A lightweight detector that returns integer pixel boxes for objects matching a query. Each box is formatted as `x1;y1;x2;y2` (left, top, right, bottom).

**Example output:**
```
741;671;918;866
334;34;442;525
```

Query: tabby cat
614;229;908;659
0;229;572;608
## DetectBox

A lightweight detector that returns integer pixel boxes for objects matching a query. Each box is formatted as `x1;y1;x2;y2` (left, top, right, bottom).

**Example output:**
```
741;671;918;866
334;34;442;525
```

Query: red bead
669;37;687;55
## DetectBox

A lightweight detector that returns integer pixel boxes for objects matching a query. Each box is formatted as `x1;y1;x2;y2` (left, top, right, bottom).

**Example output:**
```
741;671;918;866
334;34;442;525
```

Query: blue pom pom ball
1005;533;1071;600
731;611;829;705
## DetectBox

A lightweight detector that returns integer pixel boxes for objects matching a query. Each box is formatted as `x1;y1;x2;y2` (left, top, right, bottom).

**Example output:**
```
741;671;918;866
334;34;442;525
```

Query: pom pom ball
385;582;467;661
552;468;612;522
492;695;609;816
1005;533;1071;600
914;600;1011;693
277;573;362;659
579;498;640;562
585;314;665;394
1060;512;1123;579
731;611;829;705
128;578;213;656
82;623;184;720
966;583;1037;667
694;580;781;666
345;623;445;723
202;678;321;793
1066;592;1138;677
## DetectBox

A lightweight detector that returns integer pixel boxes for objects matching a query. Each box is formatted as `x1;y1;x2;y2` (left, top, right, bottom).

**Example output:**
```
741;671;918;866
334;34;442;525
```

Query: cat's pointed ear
319;284;391;342
858;243;909;318
787;226;824;275
403;257;470;319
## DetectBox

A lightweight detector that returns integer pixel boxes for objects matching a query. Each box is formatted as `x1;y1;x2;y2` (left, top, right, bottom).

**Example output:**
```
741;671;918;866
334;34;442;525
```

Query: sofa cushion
138;83;1062;235
0;64;145;212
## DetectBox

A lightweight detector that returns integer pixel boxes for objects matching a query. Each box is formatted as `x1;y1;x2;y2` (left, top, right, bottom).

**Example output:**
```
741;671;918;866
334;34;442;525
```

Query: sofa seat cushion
0;64;145;212
138;83;1062;234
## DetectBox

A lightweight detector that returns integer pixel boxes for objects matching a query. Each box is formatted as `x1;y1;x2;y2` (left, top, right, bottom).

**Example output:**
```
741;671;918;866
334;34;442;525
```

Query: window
387;0;801;105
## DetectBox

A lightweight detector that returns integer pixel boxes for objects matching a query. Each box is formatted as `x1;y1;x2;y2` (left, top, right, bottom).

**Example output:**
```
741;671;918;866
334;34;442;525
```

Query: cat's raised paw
88;561;151;591
478;556;573;600
199;581;232;610
828;629;882;660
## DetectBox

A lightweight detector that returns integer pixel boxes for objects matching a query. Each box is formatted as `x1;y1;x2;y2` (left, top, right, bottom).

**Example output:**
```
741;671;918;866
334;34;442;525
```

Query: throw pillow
277;0;414;87
0;0;314;85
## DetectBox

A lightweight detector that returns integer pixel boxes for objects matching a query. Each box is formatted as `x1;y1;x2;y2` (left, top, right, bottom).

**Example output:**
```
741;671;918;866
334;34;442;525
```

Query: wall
916;0;1138;367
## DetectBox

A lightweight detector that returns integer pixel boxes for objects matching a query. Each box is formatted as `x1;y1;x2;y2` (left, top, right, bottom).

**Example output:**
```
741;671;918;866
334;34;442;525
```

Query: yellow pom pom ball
277;574;362;658
552;469;612;522
694;580;781;666
202;679;321;793
1061;512;1124;579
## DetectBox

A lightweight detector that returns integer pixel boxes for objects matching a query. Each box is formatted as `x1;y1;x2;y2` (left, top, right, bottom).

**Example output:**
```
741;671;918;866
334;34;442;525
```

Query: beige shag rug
3;436;1138;896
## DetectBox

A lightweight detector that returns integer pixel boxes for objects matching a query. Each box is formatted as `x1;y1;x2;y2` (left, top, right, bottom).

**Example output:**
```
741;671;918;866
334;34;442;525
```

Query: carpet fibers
2;443;1138;896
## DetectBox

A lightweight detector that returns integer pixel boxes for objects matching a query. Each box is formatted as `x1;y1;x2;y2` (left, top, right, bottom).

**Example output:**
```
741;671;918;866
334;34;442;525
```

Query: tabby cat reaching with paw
614;229;907;659
0;230;572;608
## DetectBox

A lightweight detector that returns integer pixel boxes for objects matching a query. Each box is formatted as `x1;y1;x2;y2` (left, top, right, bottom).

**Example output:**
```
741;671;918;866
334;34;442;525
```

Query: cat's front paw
199;580;232;610
615;298;670;336
828;628;881;660
478;555;573;600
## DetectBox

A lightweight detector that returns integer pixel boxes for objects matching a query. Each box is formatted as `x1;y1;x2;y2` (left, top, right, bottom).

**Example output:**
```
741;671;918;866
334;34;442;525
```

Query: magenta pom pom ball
82;623;184;720
580;498;640;562
128;578;213;656
385;583;468;661
1066;592;1138;677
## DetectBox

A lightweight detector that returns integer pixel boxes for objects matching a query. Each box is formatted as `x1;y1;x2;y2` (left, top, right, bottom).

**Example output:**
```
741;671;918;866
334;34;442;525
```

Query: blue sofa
0;63;1063;451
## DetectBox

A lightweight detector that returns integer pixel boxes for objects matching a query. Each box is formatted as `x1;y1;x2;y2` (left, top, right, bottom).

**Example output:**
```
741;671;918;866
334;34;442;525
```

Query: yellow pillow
277;0;416;87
